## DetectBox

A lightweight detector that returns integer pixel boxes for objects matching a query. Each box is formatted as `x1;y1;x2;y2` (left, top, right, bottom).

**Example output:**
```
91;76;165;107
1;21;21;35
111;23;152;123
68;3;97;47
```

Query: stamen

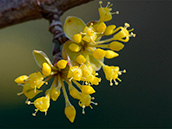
128;28;134;32
114;80;118;85
45;111;47;116
116;78;122;82
129;32;136;37
95;37;113;44
99;1;102;7
123;69;126;73
111;11;119;15
91;101;98;105
124;23;130;28
25;100;32;105
17;92;23;96
106;2;111;8
91;97;95;100
32;109;38;116
108;4;113;8
110;79;113;86
82;105;85;114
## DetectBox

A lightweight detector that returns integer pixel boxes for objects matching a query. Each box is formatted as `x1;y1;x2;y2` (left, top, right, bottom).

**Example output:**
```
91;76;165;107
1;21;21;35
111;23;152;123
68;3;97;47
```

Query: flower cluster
14;1;135;123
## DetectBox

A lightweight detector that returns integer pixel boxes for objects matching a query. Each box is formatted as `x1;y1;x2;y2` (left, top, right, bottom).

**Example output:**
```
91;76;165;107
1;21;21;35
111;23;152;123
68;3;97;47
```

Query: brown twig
0;0;93;29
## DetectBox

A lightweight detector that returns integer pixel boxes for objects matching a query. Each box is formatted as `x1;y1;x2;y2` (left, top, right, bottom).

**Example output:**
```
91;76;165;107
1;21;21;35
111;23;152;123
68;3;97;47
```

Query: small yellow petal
57;60;67;69
105;50;119;59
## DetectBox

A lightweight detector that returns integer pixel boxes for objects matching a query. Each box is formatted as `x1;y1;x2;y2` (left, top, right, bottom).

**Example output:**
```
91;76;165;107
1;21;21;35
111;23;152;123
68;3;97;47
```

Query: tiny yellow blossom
28;72;44;89
98;1;119;22
42;62;51;76
103;65;126;86
57;59;67;69
33;95;50;115
78;93;97;114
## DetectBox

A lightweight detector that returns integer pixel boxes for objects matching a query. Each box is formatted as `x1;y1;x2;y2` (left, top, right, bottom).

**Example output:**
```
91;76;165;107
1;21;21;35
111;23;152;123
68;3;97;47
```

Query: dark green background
0;0;171;128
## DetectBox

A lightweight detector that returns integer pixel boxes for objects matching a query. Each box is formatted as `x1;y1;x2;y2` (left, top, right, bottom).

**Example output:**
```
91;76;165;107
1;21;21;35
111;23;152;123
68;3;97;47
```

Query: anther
99;1;102;5
111;11;119;15
130;32;136;37
91;101;98;105
114;80;118;85
124;23;130;28
26;101;31;105
123;69;126;73
91;97;95;100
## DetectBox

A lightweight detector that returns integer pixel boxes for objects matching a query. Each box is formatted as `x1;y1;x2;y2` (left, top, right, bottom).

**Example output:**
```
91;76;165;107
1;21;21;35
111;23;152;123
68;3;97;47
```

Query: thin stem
60;76;70;105
95;38;113;44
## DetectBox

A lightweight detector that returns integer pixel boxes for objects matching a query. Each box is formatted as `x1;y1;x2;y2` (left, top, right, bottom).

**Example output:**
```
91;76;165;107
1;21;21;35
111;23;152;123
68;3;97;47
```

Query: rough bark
0;0;93;29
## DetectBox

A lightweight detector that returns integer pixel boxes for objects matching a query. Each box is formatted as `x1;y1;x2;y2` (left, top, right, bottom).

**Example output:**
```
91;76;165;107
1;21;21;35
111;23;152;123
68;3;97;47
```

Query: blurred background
0;0;171;128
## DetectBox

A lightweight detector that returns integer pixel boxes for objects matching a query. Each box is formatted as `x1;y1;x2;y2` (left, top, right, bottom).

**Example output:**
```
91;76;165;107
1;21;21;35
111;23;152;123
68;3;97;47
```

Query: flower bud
105;50;119;59
42;62;51;76
69;43;80;52
14;75;28;84
76;55;86;64
93;48;106;59
65;105;76;123
50;87;60;101
57;60;67;69
109;41;124;51
81;85;95;94
73;34;82;43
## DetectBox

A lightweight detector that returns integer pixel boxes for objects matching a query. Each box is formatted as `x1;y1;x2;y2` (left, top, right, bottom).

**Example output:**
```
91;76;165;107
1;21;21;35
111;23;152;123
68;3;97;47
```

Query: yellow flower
103;65;126;86
28;72;45;89
67;66;82;81
33;95;50;115
78;93;97;114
